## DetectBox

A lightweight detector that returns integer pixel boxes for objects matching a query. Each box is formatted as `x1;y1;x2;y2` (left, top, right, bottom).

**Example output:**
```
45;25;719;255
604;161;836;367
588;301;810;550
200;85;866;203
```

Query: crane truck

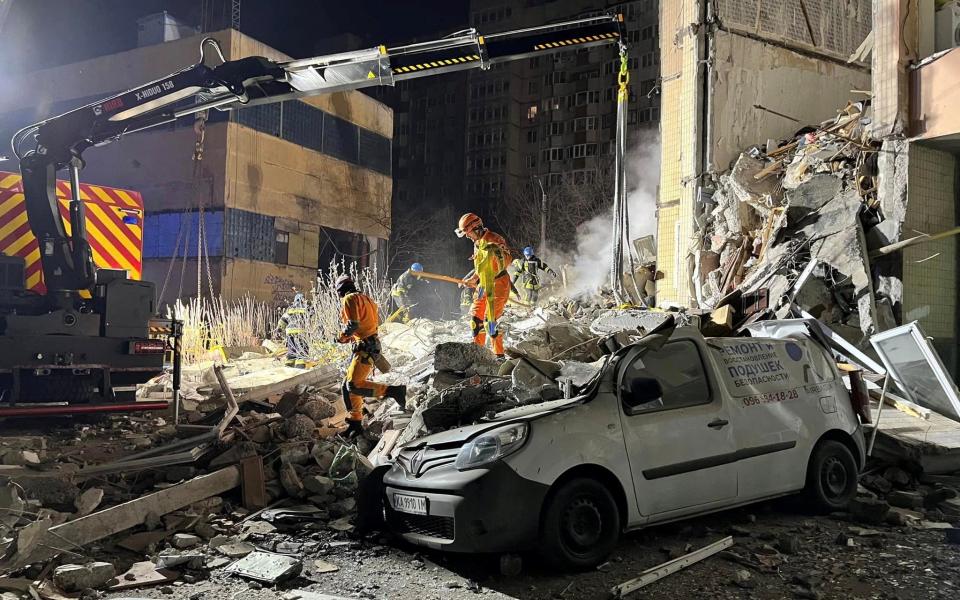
3;13;624;415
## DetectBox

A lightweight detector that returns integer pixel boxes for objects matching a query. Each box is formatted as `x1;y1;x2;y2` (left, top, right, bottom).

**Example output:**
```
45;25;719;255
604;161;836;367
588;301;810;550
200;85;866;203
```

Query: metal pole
172;320;183;424
867;375;889;457
534;176;547;250
68;160;87;243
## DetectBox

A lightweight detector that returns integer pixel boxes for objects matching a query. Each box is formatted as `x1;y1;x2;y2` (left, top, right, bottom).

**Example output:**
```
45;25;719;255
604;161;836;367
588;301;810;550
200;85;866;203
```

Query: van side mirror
622;376;664;415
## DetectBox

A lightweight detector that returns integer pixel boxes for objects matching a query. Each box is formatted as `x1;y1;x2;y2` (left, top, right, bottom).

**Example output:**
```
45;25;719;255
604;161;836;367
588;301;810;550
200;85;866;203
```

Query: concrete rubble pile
0;296;675;598
0;350;381;598
697;101;896;344
369;300;671;451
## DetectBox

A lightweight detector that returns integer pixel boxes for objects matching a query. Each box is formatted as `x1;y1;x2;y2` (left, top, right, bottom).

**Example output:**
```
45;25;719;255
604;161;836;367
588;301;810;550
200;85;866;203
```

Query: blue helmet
410;262;424;273
523;246;534;258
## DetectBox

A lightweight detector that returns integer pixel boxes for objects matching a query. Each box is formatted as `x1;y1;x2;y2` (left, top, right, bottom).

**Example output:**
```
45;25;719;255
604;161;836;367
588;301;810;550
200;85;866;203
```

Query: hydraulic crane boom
12;13;622;293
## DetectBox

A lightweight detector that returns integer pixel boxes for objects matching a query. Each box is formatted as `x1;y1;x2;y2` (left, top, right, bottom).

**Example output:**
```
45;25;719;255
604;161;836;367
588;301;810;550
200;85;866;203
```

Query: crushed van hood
401;396;584;449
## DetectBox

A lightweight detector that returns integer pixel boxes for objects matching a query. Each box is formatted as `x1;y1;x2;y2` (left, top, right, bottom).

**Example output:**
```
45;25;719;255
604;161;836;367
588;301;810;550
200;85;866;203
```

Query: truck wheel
804;440;857;512
539;477;620;570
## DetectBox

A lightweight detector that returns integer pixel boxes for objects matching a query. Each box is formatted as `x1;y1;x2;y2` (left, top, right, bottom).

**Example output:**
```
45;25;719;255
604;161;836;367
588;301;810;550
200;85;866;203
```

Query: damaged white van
382;319;866;569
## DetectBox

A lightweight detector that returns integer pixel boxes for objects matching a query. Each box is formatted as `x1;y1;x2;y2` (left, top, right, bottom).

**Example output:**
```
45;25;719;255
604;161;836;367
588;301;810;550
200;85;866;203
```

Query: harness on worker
610;43;642;304
517;258;544;290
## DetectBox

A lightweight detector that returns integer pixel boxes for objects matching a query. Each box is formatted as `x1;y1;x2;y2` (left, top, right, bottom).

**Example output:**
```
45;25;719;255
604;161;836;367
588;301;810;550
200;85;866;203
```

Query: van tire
539;477;620;570
804;440;858;512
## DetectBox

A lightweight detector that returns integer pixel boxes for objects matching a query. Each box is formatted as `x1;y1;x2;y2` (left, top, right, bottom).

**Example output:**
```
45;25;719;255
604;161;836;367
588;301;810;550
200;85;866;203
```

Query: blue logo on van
785;342;803;361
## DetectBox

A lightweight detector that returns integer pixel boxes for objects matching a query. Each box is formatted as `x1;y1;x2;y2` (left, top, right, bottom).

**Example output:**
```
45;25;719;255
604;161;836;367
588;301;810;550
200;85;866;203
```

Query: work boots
344;419;364;439
385;385;407;406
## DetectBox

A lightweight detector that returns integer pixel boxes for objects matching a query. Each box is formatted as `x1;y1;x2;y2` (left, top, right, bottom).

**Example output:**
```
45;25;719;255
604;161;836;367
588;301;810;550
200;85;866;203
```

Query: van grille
389;511;455;541
395;448;458;477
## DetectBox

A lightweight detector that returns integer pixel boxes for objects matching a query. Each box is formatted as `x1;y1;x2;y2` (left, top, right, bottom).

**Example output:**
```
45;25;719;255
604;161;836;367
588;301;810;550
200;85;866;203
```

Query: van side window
621;340;712;414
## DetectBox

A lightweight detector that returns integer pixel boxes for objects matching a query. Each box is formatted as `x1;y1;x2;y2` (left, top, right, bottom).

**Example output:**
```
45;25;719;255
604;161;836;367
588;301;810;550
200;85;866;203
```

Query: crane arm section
14;13;623;293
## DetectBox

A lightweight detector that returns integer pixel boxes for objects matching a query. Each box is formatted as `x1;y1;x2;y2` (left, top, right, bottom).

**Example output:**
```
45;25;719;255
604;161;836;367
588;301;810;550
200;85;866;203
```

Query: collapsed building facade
654;0;960;376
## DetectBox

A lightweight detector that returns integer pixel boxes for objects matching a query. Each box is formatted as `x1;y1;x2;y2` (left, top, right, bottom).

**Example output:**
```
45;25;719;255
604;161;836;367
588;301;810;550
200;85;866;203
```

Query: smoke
542;135;661;298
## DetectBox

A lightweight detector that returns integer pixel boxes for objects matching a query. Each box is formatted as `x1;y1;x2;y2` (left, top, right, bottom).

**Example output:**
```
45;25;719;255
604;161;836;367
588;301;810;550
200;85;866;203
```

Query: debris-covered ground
0;297;958;600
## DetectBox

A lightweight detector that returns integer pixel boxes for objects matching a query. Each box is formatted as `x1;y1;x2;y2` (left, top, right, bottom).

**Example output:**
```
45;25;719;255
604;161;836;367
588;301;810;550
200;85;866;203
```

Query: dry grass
167;260;391;366
167;296;278;365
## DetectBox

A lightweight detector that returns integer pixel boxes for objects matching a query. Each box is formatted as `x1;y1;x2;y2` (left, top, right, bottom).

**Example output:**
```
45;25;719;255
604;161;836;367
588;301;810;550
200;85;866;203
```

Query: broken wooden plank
240;455;268;510
752;158;784;180
213;364;240;439
108;561;178;590
228;365;339;405
75;446;209;478
0;466;241;573
611;536;733;597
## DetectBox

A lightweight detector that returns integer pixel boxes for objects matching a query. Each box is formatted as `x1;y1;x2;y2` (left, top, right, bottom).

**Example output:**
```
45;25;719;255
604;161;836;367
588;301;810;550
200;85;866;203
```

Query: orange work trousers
470;276;510;356
342;351;388;422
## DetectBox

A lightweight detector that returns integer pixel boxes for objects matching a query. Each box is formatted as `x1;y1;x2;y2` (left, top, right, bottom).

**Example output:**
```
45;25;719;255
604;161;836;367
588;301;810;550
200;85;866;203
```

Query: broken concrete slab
73;488;104;518
284;414;317;440
784;174;843;220
171;533;201;549
217;540;256;559
53;562;115;592
303;475;334;496
225;551;302;583
108;561;177;591
433;342;496;373
589;310;671;336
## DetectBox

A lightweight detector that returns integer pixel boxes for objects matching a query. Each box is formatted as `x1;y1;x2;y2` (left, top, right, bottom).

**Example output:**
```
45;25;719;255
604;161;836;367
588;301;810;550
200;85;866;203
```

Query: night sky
0;0;468;73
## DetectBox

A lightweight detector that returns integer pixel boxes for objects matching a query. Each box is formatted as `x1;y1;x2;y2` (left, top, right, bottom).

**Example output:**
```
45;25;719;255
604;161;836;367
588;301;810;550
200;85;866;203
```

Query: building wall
709;32;872;172
910;47;960;142
224;125;391;239
903;145;957;368
872;0;917;136
221;258;318;305
656;0;700;307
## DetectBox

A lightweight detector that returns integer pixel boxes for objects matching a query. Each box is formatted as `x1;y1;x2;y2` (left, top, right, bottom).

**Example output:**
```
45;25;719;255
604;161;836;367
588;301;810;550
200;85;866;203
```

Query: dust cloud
542;136;661;298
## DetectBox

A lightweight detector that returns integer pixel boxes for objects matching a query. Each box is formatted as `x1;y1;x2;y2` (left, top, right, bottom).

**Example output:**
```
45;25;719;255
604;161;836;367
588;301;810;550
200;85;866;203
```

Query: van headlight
454;423;529;470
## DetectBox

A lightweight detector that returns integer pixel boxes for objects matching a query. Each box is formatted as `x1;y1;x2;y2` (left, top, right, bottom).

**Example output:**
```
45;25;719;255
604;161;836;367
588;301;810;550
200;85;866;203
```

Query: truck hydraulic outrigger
4;13;623;415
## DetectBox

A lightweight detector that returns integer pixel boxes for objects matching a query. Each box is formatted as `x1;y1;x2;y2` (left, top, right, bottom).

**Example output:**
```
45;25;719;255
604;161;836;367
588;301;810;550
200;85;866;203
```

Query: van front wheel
804;439;858;511
539;477;620;570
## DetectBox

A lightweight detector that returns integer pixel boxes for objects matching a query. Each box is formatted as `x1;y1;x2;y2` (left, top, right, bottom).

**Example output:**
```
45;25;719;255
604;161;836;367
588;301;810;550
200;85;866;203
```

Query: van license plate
394;493;427;515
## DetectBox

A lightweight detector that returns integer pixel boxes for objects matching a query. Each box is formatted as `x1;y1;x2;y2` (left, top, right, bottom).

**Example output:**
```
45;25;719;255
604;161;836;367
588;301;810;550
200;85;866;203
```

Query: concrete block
53;562;116;592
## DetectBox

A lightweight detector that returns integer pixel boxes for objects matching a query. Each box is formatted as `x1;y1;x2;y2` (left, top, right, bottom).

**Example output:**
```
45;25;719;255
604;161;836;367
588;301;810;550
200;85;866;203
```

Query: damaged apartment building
0;15;393;307
655;0;960;375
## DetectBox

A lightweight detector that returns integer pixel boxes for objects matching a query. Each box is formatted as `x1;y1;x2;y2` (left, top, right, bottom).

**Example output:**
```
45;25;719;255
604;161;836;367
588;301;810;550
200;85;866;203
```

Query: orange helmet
455;213;483;238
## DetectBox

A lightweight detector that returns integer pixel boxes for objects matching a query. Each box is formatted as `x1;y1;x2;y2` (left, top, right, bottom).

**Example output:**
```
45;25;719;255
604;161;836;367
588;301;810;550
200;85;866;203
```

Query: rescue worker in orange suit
334;275;406;438
455;213;513;358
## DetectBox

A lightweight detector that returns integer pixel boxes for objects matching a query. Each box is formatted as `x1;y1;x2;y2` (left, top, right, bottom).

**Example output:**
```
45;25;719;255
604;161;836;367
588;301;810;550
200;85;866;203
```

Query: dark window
323;113;359;164
235;103;281;136
275;231;289;264
281;101;321;151
358;129;391;175
620;341;712;414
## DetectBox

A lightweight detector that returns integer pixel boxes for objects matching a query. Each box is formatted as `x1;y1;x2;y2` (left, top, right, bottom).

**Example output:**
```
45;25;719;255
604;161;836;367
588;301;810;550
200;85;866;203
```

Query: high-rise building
391;0;660;277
